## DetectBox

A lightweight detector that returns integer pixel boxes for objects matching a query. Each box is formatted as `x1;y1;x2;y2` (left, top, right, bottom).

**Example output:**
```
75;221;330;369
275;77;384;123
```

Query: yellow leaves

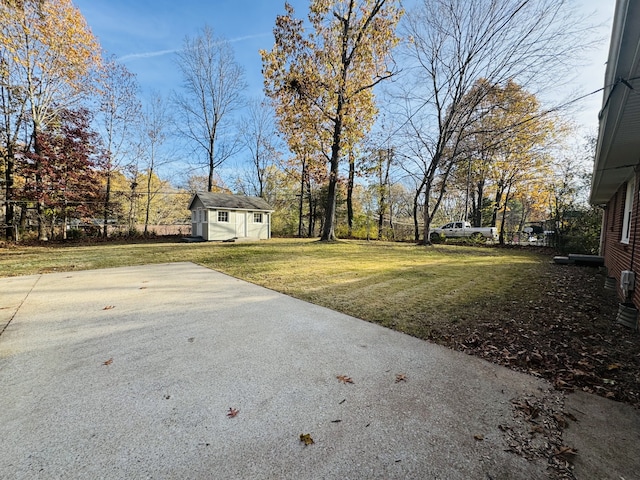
263;0;403;169
299;433;315;445
1;0;101;98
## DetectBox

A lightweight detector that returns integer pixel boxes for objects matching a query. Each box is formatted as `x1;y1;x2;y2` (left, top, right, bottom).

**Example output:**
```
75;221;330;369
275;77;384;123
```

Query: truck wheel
430;232;443;242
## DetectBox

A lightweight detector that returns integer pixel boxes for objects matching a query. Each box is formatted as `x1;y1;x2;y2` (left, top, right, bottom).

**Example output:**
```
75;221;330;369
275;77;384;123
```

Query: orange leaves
336;375;354;384
102;305;115;310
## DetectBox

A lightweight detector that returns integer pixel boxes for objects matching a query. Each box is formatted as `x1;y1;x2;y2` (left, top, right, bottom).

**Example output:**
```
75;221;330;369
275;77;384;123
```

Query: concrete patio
1;262;638;479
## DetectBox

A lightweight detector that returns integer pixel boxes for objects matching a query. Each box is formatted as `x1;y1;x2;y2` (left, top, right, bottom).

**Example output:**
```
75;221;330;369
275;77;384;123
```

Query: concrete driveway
1;262;638;479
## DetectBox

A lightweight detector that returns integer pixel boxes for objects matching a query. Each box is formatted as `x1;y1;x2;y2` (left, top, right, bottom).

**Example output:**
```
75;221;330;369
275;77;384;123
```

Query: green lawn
0;238;547;339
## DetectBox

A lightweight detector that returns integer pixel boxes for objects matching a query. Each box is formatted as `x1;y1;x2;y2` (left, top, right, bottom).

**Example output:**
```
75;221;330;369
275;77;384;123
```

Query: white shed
188;192;274;241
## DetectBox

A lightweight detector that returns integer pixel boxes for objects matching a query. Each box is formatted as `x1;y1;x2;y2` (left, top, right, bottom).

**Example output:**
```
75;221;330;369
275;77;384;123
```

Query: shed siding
601;181;640;307
207;210;236;240
188;193;273;241
247;212;270;239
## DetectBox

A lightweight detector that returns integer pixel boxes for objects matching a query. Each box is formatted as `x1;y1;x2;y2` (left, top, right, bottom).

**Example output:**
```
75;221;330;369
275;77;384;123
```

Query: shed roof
188;192;274;212
590;0;640;204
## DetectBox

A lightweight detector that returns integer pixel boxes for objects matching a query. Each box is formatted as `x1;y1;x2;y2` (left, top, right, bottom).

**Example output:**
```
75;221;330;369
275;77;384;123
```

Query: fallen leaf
103;358;113;366
187;337;195;343
395;373;407;383
299;433;314;445
331;419;342;423
554;446;578;461
102;305;115;310
530;425;545;434
553;413;568;429
227;407;239;418
139;287;148;290
607;363;621;371
474;434;484;441
337;375;354;384
564;411;578;422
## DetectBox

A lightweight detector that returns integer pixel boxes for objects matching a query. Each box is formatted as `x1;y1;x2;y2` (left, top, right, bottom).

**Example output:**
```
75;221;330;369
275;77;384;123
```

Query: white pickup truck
430;221;498;242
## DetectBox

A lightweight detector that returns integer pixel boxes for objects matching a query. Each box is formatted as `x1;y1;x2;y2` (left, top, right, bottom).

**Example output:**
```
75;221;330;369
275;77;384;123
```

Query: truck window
454;222;463;228
443;223;452;229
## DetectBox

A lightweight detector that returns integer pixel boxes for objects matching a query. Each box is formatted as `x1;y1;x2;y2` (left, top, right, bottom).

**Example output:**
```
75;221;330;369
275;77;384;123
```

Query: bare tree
173;25;246;192
96;56;141;237
138;93;173;235
399;0;596;244
239;99;281;198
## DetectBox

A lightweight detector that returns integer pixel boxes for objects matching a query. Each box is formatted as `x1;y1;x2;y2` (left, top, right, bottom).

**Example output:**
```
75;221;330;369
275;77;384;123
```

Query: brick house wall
601;181;640;307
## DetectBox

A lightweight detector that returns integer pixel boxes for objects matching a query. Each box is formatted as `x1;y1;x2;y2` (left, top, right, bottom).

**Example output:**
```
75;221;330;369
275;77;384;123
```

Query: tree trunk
144;170;152;235
63;212;68;241
208;135;215;192
347;150;355;237
473;180;485;227
103;171;111;238
308;186;315;237
128;175;138;232
4;144;15;240
498;184;512;245
33;127;47;241
298;160;306;237
413;181;425;243
491;182;505;228
321;106;344;241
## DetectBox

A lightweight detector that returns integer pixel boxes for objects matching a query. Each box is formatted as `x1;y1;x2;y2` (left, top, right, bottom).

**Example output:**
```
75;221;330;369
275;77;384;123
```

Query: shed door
236;211;247;237
195;209;204;237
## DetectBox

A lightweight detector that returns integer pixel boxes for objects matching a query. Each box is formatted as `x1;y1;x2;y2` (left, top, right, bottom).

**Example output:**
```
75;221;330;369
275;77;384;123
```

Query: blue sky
74;0;313;100
73;0;615;174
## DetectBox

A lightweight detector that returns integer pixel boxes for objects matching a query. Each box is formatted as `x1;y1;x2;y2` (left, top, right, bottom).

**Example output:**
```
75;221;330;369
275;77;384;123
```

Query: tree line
1;0;600;249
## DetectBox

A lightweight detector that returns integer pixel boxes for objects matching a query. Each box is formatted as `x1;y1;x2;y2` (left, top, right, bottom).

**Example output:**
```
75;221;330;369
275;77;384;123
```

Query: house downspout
598;205;606;256
629;169;640;271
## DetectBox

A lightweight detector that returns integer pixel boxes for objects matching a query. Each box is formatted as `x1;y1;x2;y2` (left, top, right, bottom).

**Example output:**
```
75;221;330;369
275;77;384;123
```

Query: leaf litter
429;263;640;408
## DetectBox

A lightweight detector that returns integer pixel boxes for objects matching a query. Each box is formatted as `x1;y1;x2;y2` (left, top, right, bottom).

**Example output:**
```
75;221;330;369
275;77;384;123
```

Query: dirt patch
429;261;640;408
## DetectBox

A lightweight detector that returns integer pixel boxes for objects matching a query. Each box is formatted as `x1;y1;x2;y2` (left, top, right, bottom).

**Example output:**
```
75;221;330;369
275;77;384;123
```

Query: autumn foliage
17;108;105;237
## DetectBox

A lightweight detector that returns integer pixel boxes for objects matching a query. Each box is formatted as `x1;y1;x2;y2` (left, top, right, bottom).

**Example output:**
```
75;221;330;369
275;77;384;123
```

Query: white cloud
117;34;270;63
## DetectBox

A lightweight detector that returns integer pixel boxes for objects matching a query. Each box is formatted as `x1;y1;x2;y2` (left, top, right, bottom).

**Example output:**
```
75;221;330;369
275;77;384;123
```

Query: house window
622;176;635;244
253;212;263;223
218;211;229;223
191;211;196;222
